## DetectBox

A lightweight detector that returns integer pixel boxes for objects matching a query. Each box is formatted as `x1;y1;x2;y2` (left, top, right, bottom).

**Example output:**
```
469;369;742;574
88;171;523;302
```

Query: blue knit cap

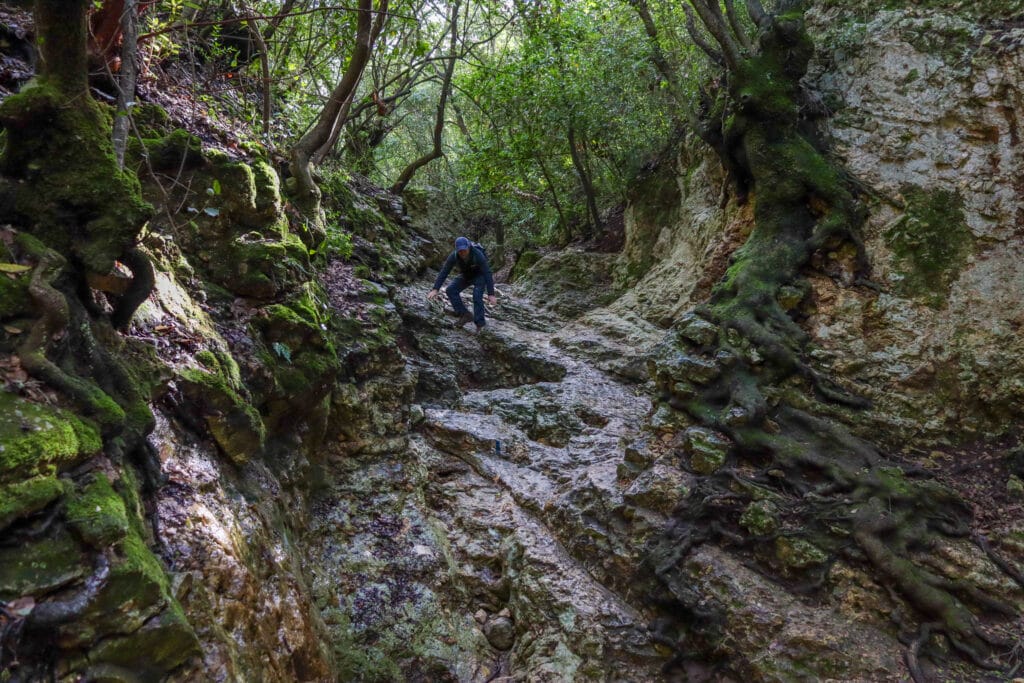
455;236;471;251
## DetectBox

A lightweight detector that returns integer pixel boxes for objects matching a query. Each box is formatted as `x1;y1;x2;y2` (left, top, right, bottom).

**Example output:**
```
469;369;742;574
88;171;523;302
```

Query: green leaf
272;342;292;362
0;263;31;274
212;179;222;195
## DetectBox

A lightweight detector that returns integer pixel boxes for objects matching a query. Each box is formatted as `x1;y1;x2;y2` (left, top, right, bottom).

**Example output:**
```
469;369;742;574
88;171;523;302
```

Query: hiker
427;236;496;330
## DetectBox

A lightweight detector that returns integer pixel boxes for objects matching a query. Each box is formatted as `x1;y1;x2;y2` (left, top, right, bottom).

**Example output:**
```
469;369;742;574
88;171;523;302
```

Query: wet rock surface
295;281;942;681
300;285;667;680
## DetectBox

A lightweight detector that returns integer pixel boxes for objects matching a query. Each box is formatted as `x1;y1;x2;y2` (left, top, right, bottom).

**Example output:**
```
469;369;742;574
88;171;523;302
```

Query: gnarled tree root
17;237;126;434
110;246;155;330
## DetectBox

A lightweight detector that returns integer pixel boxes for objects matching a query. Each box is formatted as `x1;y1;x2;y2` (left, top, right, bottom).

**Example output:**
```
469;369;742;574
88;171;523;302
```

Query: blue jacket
433;246;494;295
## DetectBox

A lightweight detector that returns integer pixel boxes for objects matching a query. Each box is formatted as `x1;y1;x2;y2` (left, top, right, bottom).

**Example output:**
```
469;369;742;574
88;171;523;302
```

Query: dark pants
446;274;486;327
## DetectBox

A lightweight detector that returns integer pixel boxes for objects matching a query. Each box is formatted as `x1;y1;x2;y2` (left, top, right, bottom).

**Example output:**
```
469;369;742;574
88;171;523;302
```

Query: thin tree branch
683;4;725;68
390;0;460;194
138;4;414;42
724;0;753;52
689;0;743;69
745;0;770;30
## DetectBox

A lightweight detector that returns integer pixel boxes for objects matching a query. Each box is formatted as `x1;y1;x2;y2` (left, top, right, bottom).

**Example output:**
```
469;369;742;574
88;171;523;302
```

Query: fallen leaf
0;263;30;273
3;325;22;334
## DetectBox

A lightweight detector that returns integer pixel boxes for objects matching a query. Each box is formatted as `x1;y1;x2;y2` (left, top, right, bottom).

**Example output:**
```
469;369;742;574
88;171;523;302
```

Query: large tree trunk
35;0;90;93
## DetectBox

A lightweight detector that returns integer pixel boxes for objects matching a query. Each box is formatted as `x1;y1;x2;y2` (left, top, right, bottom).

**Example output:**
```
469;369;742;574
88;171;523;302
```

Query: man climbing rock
427;236;497;330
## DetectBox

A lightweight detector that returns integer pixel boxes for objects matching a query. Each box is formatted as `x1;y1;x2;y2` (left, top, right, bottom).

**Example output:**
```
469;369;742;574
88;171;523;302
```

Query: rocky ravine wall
502;4;1024;679
604;4;1024;452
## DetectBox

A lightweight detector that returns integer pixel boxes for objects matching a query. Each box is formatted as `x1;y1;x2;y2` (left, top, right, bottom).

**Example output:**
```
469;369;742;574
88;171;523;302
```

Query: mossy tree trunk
643;1;1023;678
0;1;199;677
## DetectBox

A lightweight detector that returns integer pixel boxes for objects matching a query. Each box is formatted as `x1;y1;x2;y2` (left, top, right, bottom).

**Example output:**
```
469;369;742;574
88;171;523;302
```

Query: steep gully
302;276;675;680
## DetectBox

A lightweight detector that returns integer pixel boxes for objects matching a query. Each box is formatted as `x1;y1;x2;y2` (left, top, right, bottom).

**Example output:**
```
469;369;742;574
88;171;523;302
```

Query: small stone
671;380;697;400
740;500;779;536
776;284;806;311
409;404;426;425
483;615;515;650
776;537;828;570
474;609;488;624
623;442;651;467
662;353;720;385
685;427;731;475
498;607;511;618
676;313;719;347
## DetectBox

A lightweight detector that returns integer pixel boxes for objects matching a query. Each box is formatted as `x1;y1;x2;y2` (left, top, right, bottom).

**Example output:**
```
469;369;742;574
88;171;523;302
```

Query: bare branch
745;0;770;30
682;4;724;68
724;0;753;52
687;0;743;69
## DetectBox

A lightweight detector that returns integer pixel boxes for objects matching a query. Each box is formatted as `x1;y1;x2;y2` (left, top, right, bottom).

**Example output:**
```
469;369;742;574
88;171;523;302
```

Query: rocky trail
297;280;681;681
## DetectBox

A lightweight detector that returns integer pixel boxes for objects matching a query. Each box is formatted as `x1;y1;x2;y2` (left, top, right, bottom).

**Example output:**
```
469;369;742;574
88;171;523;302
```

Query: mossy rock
89;602;200;675
250;287;342;427
0;391;102;485
65;473;131;549
177;368;265;464
510;250;541;282
128;128;204;172
207;158;283;230
0;475;67;532
58;530;196;656
130;102;171;138
685;426;732;475
775;536;829;570
0;528;87;599
740;500;780;536
0;83;153;273
207;232;310;299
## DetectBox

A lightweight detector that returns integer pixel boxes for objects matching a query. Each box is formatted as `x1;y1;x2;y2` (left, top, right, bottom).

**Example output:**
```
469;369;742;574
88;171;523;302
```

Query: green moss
0;270;30;318
66;528;198;659
0;528;86;599
195;349;220;371
0;392;102;484
885;185;973;308
250;286;342;428
89;603;200;674
207;232;310;299
740;500;779;536
510;250;541;282
0;475;67;530
178;368;265;464
130;102;171;138
130;128;204;172
0;83;152;273
251;159;282;217
775;536;828;570
65;474;131;548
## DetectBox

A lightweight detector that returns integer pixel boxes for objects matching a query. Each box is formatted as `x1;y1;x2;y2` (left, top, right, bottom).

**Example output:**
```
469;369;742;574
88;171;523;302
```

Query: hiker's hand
427;289;438;301
486;295;497;306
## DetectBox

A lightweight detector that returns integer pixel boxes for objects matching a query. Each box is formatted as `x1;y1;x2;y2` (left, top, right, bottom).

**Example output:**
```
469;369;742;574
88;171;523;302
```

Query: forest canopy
69;0;713;248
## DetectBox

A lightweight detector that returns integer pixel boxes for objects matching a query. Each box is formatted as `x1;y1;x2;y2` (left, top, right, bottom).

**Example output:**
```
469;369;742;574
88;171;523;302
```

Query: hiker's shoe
456;312;474;326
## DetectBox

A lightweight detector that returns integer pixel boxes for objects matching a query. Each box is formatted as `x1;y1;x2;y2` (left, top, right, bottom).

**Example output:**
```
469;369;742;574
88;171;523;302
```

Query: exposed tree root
641;2;1022;678
110;246;155;330
17;236;126;434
